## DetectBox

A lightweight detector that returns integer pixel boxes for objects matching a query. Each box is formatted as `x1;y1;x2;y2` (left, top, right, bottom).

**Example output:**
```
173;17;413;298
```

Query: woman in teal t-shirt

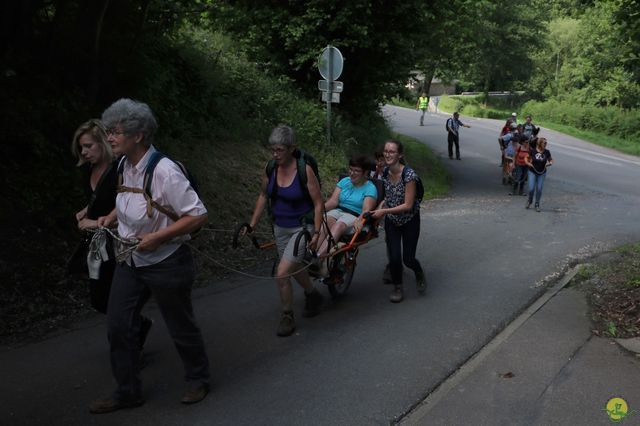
316;155;378;261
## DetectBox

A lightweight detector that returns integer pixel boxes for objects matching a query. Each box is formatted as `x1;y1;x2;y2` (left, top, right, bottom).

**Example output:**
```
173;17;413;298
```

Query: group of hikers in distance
417;90;554;212
70;98;426;414
497;112;554;212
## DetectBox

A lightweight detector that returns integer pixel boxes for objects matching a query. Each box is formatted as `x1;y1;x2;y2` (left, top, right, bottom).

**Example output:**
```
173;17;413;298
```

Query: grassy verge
571;243;640;338
438;95;511;119
388;96;416;110
533;121;640;156
436;95;640;156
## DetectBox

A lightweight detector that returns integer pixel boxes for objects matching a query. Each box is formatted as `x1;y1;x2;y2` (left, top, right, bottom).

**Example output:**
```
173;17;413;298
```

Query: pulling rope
85;227;314;280
87;227;139;264
187;242;314;280
199;226;273;238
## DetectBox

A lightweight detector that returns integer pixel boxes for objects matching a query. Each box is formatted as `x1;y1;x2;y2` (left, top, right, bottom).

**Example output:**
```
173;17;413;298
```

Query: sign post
318;45;344;144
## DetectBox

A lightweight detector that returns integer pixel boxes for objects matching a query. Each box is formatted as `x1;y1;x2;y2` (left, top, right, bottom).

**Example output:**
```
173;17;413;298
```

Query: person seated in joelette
316;155;378;260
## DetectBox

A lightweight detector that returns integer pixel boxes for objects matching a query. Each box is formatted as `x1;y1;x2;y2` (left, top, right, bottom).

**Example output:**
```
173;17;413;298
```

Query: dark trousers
512;165;527;194
385;213;423;285
447;132;460;159
107;245;210;400
89;259;115;314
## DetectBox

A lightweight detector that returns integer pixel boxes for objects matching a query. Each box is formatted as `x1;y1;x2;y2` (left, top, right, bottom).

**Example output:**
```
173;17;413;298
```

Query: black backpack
383;166;424;204
117;151;201;221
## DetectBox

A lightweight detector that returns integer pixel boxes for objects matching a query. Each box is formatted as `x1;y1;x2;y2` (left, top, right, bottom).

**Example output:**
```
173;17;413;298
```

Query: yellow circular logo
606;397;629;422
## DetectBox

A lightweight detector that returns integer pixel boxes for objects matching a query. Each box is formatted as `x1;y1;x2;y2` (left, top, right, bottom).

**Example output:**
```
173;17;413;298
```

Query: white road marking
552;142;640;166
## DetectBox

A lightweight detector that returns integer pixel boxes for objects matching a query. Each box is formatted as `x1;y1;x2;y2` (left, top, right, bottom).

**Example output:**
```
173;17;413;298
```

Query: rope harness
116;184;180;222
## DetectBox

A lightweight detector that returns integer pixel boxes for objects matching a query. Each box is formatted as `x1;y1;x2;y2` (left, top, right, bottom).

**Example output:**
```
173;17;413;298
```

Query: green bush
522;99;640;143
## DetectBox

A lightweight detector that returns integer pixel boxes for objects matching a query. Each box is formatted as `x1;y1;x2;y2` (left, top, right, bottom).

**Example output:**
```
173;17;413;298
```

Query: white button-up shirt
117;145;207;266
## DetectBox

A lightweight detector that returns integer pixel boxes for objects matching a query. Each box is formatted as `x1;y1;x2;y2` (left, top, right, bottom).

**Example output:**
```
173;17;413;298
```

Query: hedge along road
1;106;640;425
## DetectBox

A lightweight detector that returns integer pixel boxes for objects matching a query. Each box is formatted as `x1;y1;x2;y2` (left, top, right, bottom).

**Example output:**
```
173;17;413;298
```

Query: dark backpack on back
265;148;320;201
117;151;201;221
383;166;424;204
265;148;320;225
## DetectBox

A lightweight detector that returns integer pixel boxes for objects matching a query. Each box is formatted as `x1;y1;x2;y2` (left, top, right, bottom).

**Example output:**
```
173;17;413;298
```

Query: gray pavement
401;275;640;425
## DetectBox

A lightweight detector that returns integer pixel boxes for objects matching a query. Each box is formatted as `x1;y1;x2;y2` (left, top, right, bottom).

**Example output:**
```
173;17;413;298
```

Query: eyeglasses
348;168;363;175
383;150;398;155
270;147;288;154
106;128;127;137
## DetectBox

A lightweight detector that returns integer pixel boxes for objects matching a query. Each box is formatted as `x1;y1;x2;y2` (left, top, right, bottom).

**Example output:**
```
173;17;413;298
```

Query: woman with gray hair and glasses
246;125;324;337
90;98;210;414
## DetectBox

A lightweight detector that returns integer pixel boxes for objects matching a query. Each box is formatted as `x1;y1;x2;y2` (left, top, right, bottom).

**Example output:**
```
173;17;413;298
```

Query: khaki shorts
273;223;315;263
327;209;358;229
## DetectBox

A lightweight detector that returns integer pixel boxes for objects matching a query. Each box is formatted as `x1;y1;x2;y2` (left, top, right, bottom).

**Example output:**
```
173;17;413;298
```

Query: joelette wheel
325;249;357;298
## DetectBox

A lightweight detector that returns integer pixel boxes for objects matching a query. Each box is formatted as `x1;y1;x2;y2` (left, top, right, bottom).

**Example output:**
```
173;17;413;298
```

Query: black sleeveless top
82;160;118;220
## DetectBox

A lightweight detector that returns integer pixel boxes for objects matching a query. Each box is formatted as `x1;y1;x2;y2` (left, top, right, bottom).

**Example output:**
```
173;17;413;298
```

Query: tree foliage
527;0;640;108
459;0;545;98
206;0;428;113
613;0;640;83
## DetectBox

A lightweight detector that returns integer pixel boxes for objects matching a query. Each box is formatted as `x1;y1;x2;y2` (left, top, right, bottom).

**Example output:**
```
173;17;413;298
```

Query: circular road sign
318;46;343;81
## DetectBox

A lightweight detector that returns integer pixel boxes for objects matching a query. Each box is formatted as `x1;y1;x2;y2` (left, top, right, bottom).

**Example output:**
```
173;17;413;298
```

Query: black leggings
385;213;423;285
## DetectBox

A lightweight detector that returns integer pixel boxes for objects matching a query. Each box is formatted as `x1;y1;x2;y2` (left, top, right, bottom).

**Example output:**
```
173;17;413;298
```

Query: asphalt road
2;106;639;425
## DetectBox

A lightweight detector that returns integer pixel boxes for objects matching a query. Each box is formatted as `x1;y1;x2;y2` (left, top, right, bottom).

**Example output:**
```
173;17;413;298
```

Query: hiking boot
535;204;541;212
181;384;210;404
389;285;404;303
139;316;153;350
277;311;295;337
415;270;427;294
302;290;324;318
89;396;145;414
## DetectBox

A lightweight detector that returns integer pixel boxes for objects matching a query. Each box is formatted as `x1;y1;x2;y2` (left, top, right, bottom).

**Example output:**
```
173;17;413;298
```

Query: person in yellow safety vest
416;92;429;126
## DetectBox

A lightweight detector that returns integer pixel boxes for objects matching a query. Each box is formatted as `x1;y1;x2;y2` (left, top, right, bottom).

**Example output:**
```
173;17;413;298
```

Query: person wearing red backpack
510;138;530;196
